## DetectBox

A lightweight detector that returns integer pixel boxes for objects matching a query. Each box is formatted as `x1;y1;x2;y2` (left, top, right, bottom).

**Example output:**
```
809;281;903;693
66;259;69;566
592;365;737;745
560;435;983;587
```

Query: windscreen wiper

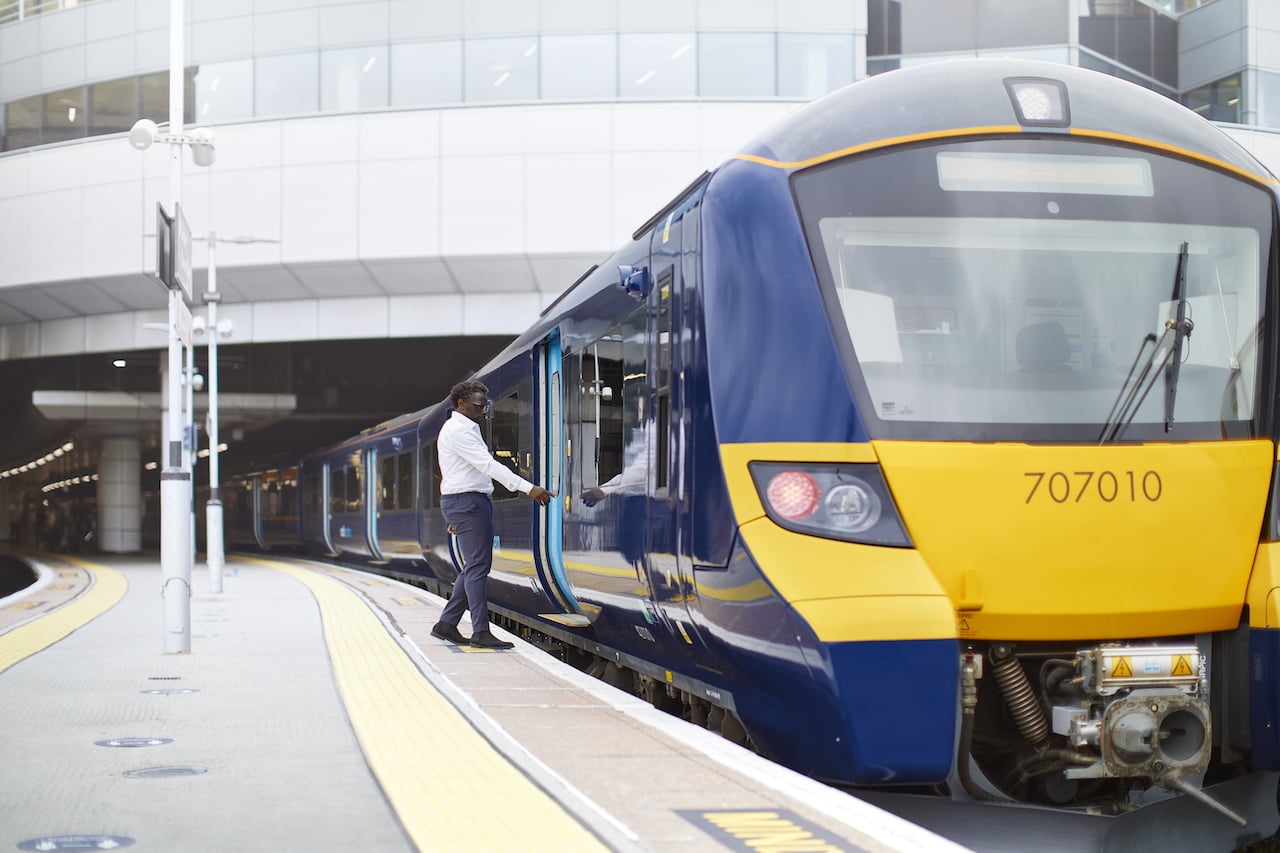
1163;241;1193;432
1098;242;1193;443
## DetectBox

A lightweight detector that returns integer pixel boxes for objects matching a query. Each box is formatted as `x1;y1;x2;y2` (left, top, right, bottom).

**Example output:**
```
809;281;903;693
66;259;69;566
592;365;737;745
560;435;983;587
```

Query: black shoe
430;622;469;644
469;630;514;650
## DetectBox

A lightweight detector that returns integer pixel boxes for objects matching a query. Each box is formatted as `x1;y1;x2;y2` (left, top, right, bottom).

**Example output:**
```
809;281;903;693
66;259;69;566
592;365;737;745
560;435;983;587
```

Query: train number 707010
1024;471;1163;504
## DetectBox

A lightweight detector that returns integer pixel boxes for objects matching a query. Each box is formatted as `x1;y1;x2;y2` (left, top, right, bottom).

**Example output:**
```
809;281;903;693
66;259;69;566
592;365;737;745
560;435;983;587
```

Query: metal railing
0;0;97;26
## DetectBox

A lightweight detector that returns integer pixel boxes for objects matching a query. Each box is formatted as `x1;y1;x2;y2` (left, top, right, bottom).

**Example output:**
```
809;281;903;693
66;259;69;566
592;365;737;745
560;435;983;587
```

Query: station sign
155;202;194;303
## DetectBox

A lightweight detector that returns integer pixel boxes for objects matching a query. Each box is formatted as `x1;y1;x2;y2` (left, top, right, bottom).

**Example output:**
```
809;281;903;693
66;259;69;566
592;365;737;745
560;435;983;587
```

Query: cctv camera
189;127;215;167
128;118;158;151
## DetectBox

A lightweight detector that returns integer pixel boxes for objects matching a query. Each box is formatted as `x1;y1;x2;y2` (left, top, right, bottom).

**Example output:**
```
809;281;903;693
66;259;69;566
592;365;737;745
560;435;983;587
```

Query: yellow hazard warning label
1112;656;1133;678
393;597;423;607
1172;655;1194;677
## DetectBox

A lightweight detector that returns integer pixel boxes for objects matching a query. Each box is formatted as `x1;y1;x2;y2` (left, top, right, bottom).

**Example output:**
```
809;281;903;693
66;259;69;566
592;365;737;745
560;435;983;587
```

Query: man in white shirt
431;380;553;650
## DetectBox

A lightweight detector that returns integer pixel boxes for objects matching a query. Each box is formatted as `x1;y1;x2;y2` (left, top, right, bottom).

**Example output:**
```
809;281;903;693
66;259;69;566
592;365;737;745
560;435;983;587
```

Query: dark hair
449;380;488;407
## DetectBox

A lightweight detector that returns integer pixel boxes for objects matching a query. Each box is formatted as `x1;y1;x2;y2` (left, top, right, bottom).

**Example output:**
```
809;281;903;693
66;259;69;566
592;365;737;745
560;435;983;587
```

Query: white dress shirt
437;410;535;496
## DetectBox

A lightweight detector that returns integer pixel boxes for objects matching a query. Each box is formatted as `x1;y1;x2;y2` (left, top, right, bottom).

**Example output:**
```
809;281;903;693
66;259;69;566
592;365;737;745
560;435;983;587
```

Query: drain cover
140;688;199;695
125;766;207;779
95;738;173;748
18;835;135;851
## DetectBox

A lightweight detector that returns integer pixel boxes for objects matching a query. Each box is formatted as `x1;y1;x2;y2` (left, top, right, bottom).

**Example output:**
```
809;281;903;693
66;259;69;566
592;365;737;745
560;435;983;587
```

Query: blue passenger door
534;330;591;625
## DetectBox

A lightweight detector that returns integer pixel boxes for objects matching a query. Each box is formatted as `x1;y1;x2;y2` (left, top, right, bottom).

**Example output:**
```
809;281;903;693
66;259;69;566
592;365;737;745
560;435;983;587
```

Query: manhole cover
94;738;173;748
125;766;207;779
18;835;135;850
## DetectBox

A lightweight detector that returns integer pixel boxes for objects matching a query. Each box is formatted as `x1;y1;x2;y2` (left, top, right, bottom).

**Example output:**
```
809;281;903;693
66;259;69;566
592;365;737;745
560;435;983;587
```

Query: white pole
185;335;196;572
206;233;224;594
160;0;190;654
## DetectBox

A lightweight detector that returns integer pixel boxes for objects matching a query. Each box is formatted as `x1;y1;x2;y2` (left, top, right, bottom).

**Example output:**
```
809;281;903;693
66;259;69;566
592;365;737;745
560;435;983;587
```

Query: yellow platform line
0;557;127;676
258;558;608;853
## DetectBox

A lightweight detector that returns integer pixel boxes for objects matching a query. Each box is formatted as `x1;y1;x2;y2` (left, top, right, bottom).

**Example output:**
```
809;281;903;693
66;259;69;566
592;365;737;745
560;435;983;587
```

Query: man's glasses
466;398;492;413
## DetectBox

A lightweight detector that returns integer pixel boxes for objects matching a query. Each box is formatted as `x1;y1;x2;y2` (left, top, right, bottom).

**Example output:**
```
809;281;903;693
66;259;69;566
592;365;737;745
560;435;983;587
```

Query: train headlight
1004;77;1070;128
824;482;882;532
750;462;910;547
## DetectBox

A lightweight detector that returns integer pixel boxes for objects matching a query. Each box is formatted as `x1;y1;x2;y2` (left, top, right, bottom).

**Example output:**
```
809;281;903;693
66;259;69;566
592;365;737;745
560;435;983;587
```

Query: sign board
173;202;193;302
156;203;173;290
173;295;193;348
154;202;193;303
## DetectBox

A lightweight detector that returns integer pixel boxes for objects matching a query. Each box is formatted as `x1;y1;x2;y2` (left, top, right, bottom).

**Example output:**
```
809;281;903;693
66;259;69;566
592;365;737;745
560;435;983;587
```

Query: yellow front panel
874;440;1271;639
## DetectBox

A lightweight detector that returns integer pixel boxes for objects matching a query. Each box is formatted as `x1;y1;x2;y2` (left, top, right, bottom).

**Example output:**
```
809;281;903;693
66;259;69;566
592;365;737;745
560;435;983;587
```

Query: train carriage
225;59;1280;848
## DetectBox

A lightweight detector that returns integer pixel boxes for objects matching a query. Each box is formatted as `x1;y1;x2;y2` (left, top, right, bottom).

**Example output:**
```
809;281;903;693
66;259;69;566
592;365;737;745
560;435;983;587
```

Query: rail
0;0;97;26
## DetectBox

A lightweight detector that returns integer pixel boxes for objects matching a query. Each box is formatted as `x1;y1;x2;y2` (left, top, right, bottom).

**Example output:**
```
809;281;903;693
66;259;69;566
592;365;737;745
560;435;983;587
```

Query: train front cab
693;62;1280;836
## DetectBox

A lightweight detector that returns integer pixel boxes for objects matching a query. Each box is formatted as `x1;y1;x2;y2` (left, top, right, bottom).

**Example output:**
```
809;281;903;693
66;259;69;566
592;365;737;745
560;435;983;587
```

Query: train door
366;447;387;563
534;331;591;625
645;210;708;650
319;462;338;556
250;474;267;550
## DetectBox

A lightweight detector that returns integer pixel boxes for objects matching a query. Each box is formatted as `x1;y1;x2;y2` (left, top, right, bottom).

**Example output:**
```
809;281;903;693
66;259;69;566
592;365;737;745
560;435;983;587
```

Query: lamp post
125;0;215;654
204;239;224;594
193;232;275;595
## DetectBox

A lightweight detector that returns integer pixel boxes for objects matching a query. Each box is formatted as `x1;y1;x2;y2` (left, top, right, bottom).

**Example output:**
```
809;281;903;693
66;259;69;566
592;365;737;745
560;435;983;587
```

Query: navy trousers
438;491;495;632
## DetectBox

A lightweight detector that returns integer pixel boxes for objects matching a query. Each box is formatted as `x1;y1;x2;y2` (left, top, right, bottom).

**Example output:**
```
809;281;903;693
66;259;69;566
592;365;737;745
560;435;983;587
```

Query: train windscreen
794;138;1274;442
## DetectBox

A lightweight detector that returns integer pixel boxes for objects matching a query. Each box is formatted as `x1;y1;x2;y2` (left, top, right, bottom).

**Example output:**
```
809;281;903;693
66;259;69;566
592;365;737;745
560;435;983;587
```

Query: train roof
734;59;1276;185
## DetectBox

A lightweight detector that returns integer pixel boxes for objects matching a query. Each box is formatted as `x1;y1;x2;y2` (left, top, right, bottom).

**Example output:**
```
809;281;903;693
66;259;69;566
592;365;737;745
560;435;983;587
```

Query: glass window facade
1079;1;1177;87
465;37;539;102
255;53;318;117
779;34;855;99
700;33;776;97
1;69;192;151
620;33;696;98
89;78;136;135
867;0;1069;54
1183;74;1242;124
390;41;462;107
321;45;389;112
1256;71;1280;131
41;86;87;145
0;12;1257;154
194;59;253;123
542;34;616;99
867;0;1176;92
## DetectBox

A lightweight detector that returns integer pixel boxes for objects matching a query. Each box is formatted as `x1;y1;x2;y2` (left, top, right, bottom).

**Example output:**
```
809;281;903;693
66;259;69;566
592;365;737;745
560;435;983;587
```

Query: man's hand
529;485;555;506
580;487;606;507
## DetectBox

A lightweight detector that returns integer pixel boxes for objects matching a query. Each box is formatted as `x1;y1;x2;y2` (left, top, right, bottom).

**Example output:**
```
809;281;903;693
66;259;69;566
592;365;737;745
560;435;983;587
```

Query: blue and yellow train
222;60;1280;843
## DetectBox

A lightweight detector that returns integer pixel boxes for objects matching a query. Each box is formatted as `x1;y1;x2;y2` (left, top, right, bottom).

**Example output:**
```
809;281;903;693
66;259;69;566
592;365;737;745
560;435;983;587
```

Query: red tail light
765;470;820;520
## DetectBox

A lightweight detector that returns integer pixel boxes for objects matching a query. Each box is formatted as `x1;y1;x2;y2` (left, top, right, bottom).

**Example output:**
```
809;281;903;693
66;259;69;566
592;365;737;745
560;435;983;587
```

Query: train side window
620;305;648;490
582;333;625;487
329;467;344;514
346;464;361;512
380;454;396;511
420;443;439;510
490;380;530;501
281;470;298;517
302;472;320;516
655;268;673;491
398;451;413;510
261;475;279;518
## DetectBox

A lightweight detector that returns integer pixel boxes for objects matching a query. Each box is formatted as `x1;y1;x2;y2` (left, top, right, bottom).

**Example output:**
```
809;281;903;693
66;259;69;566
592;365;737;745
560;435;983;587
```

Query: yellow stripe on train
721;440;1273;643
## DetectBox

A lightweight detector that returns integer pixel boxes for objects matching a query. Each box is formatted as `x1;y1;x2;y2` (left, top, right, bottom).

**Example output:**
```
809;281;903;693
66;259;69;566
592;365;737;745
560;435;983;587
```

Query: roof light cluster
0;441;75;479
42;473;100;494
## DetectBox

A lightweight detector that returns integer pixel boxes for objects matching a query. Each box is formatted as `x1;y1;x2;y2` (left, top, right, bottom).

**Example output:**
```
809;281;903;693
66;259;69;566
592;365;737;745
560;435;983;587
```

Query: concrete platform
0;552;967;853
